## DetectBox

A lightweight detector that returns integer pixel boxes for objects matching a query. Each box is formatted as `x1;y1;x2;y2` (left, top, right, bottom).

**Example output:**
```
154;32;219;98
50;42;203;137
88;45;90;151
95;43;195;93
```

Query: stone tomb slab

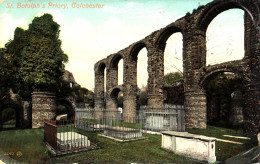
102;126;146;141
57;132;90;150
161;131;216;163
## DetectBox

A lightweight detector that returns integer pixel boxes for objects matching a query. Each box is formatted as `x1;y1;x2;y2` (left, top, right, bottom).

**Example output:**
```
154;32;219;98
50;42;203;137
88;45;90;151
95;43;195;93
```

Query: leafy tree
68;84;94;108
118;96;123;108
3;14;68;101
164;72;183;87
18;14;68;92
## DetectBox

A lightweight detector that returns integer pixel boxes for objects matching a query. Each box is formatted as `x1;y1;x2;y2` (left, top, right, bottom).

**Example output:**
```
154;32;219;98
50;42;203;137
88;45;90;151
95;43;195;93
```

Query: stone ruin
0;70;78;129
94;0;260;133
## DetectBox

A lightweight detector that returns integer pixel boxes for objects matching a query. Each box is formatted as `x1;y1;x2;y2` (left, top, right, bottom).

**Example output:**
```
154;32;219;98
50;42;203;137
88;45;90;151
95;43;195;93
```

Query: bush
2;107;16;123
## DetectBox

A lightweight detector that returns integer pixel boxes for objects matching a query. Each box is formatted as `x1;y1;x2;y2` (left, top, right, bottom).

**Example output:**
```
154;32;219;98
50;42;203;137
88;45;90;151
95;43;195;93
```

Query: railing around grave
44;119;98;156
138;104;185;132
75;104;185;133
44;120;57;150
76;113;145;141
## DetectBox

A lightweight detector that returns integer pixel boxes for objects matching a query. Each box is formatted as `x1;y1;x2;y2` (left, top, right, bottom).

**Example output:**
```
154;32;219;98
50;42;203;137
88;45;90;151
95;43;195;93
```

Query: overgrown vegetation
206;72;244;127
164;72;183;87
0;14;94;122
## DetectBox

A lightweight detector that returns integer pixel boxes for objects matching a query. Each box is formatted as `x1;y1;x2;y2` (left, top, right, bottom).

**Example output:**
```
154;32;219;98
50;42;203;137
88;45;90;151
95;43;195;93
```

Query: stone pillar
32;92;56;128
147;47;164;108
184;88;207;129
183;30;207;129
94;68;105;119
123;58;137;122
106;68;118;118
106;97;118;118
242;12;260;134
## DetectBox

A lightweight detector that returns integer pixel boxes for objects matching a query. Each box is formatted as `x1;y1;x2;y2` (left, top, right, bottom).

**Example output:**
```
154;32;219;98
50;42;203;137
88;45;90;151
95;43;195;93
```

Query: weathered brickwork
94;0;260;133
32;92;56;128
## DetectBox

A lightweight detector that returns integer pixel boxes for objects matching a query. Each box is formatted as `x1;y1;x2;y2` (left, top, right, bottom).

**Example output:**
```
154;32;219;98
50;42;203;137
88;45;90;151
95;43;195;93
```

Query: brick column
94;68;105;119
106;68;118;118
183;30;207;129
32;92;56;128
243;12;260;133
147;46;164;108
123;59;137;122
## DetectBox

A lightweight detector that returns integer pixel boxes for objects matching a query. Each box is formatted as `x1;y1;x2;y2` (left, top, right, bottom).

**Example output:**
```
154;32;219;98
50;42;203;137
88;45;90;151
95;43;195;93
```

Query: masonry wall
94;0;260;133
32;92;56;128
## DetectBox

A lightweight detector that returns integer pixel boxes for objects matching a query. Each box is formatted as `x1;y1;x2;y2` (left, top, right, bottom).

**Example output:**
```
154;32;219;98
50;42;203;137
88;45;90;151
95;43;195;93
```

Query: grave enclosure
94;0;260;134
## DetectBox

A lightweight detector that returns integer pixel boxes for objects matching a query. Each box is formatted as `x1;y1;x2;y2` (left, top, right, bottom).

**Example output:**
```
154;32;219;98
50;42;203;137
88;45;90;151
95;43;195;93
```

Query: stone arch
56;98;76;120
198;61;245;126
122;42;149;122
108;53;124;88
106;86;123;118
94;0;260;133
94;60;107;114
155;25;183;51
110;87;122;100
0;103;23;129
197;1;257;32
199;61;244;88
110;53;123;69
98;62;106;74
129;42;147;62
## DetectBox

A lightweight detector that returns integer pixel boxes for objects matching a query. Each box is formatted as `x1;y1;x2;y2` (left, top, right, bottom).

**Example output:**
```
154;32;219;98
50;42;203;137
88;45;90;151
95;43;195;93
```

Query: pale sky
0;0;244;91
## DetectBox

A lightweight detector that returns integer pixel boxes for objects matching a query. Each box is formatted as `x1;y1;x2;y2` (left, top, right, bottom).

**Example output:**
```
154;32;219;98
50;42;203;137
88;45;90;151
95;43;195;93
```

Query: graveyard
0;124;257;163
1;0;260;163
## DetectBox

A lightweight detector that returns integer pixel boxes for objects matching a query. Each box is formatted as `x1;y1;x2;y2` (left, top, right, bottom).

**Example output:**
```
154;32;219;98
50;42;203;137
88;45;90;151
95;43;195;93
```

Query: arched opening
1;105;17;130
110;88;122;118
157;27;184;106
202;71;244;128
205;9;244;66
110;54;123;87
56;100;75;120
137;48;148;89
118;60;123;85
130;42;148;107
164;32;183;75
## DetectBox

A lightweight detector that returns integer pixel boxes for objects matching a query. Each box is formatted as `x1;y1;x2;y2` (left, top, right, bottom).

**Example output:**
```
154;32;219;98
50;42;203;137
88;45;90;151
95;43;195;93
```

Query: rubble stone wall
32;92;56;128
94;0;260;133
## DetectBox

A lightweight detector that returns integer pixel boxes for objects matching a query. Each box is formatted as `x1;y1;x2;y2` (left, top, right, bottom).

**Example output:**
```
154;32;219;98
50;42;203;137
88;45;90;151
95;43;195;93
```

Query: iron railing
44;119;98;155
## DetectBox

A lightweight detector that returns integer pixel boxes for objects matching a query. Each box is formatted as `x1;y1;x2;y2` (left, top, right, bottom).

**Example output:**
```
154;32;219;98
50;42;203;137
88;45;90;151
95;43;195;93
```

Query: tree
3;14;68;101
164;72;183;87
0;48;9;101
19;14;68;92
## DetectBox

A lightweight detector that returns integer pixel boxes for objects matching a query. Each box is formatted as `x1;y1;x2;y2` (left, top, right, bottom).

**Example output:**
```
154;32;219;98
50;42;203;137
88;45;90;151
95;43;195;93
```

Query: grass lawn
0;126;257;163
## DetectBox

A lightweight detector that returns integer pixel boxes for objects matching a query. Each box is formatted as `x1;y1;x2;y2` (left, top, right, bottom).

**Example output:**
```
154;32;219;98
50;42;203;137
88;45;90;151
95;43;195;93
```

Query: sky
0;0;244;91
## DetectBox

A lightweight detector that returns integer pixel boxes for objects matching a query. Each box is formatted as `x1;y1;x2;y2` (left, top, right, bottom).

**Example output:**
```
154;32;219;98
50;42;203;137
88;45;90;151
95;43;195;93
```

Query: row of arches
94;0;260;132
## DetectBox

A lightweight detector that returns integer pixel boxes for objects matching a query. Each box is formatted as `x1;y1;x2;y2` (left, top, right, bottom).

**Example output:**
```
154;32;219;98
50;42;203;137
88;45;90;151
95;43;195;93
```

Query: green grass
0;125;257;163
187;126;257;162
